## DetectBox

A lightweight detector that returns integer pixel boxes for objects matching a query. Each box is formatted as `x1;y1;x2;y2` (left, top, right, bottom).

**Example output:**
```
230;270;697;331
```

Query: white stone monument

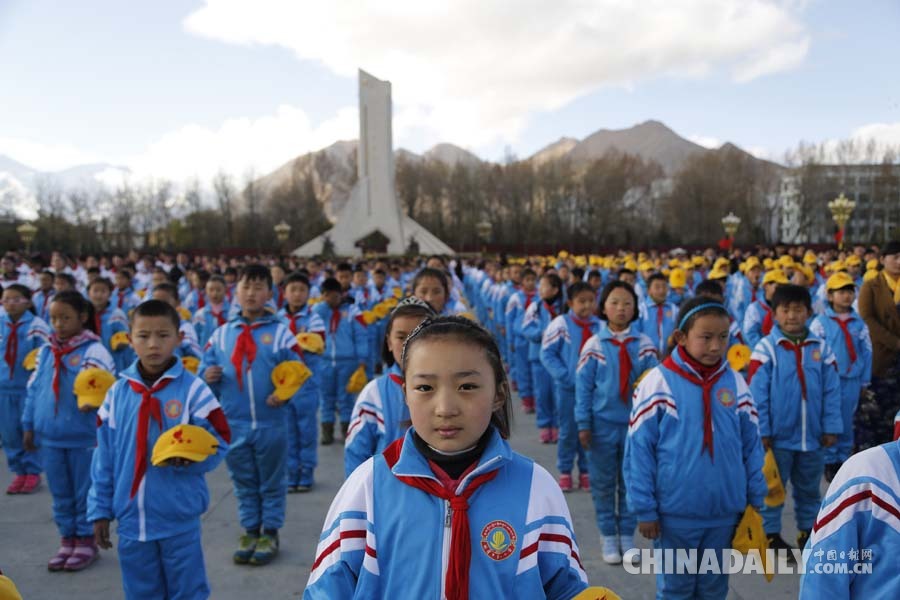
293;70;454;256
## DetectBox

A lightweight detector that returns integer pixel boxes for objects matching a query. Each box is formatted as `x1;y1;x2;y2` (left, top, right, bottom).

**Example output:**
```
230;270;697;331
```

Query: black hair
400;316;511;439
51;290;97;334
618;268;636;278
674;296;730;334
373;268;386;277
694;279;725;298
771;284;812;312
284;271;310;289
207;274;226;287
87;266;101;275
2;283;35;315
224;267;238;277
597;280;640;323
131;299;181;330
88;277;114;292
411;268;450;299
238;264;273;288
567;281;595;302
571;267;585;281
522;268;537;279
336;262;353;273
54;272;77;287
646;272;667;286
320;277;342;294
381;302;436;366
152;282;179;301
541;272;562;291
115;269;133;281
587;269;602;280
195;269;211;284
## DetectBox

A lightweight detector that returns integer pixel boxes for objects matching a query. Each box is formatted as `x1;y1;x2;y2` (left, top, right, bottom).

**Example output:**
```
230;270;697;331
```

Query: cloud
184;0;810;149
689;135;723;149
0;136;101;172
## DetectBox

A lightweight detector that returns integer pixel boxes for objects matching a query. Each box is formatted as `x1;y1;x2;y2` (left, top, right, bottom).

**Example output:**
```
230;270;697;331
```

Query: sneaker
578;473;590;492
340;422;350;440
539;428;552;444
233;534;258;564
287;485;302;494
320;422;334;446
767;533;796;563
6;475;26;495
296;468;314;492
797;529;811;550
63;537;99;571
47;537;75;572
602;536;623;564
824;462;842;483
550;428;559;443
558;473;573;492
521;397;535;414
20;474;41;494
250;533;279;566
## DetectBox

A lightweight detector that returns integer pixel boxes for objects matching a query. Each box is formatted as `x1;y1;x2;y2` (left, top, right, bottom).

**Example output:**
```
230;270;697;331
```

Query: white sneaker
602;536;622;564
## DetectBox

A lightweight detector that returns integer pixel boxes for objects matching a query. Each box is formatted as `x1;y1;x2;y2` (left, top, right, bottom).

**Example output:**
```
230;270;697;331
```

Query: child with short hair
748;284;842;553
505;268;538;414
522;272;564;443
637;273;678;356
627;297;767;598
88;300;231;599
540;281;601;492
150;282;202;359
32;270;55;322
88;277;133;372
742;269;789;349
192;275;230;347
113;269;141;314
305;317;590;598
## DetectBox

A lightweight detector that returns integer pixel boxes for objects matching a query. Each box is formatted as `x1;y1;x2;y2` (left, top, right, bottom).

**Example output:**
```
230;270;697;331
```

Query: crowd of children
0;243;898;598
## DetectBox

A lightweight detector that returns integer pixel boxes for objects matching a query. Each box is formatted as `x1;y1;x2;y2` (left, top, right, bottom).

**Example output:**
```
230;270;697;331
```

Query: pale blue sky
1;0;898;180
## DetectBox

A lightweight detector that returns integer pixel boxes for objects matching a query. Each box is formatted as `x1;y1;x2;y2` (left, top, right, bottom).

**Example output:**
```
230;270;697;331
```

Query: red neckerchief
4;319;21;379
49;331;97;410
777;336;813;402
330;307;341;334
655;303;665;342
277;286;284;308
570;315;594;353
607;331;637;404
117;289;127;308
210;304;227;327
286;305;307;335
389;373;404;386
663;347;727;460
231;322;264;391
94;304;107;335
127;376;173;499
751;287;758;303
383;437;498;600
543;300;557;319
523;291;536;310
197;290;206;310
760;302;774;335
830;315;857;371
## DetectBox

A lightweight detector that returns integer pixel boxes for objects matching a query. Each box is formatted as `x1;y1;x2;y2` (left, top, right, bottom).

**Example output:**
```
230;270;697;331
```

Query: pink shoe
48;537;75;571
521;397;535;414
63;537;99;571
558;473;573;492
539;428;552;444
6;474;26;495
19;474;41;494
550;428;559;443
579;473;590;491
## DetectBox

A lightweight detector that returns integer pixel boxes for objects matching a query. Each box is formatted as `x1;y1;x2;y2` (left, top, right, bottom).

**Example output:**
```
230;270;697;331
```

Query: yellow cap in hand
151;424;219;467
271;360;312;401
74;368;117;410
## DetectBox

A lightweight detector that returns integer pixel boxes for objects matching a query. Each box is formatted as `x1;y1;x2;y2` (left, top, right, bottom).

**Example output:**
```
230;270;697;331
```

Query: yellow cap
372;303;390;319
623;259;638;272
714;257;730;269
866;258;879;270
795;265;815;284
778;255;794;268
803;252;818;265
22;347;39;371
558;250;569;259
271;360;313;401
732;506;774;582
151;424;219;467
708;267;729;280
863;269;879;282
826;272;856;291
827;260;846;273
692;256;706;266
177;306;192;321
638;260;654;273
110;331;130;351
744;256;761;270
181;356;200;374
667;258;680;268
845;255;862;266
572;587;622;600
762;270;789;285
762;258;775;270
0;573;23;600
361;310;377;325
669;268;687;289
727;344;752;371
296;332;325;354
345;364;368;393
73;368;117;409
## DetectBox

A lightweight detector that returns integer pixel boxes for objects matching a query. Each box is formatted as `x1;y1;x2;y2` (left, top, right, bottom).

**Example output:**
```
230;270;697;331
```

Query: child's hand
639;521;660;540
22;431;36;452
761;437;772;450
204;366;223;383
164;457;195;467
78;404;98;414
578;430;592;450
266;393;287;408
94;519;112;550
821;434;838;448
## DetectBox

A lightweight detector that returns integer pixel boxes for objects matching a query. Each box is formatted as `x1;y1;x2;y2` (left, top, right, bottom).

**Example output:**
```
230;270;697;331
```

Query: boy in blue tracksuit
112;270;141;315
277;272;325;492
151;283;202;359
88;300;230;599
809;272;872;480
576;281;658;563
0;284;50;494
540;282;600;492
87;278;133;373
505;268;538;414
192;275;230;347
522;273;564;443
200;264;307;565
748;284;842;553
626;298;767;598
312;277;368;445
636;273;678;357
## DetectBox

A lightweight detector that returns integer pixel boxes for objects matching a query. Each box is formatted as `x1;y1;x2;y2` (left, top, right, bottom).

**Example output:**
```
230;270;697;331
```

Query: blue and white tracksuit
343;364;408;478
176;320;202;360
277;305;325;484
199;314;304;531
626;351;767;599
33;289;55;322
575;325;657;538
0;311;49;476
22;332;114;538
505;289;537;401
741;299;774;351
87;361;229;599
522;299;563;430
540;313;601;475
304;428;589;599
312;301;368;426
748;327;842;534
94;303;132;373
114;287;141;314
183;289;207;316
799;441;900;599
809;308;873;464
636;299;678;357
192;302;230;348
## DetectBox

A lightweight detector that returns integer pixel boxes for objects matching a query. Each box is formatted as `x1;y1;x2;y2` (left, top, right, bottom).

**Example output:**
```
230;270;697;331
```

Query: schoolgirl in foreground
305;316;589;599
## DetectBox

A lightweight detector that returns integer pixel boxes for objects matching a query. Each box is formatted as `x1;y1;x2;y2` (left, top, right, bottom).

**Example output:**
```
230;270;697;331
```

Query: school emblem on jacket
261;333;273;345
811;348;822;362
68;354;81;367
164;399;183;419
717;388;735;407
480;520;516;560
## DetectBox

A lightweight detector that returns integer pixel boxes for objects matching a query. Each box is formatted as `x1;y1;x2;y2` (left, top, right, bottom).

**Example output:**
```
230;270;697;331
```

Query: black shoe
340;421;350;440
767;533;797;563
320;422;334;446
797;530;810;550
824;462;842;483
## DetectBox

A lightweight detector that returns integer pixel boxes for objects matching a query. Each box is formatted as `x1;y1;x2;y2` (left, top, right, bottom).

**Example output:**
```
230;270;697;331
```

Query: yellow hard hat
669;268;687;289
22;347;39;371
181;356;200;374
151;424;219;467
727;344;751;371
271;360;313;401
73;368;117;410
296;332;325;354
826;272;856;291
762;270;789;286
346;365;368;393
110;331;131;351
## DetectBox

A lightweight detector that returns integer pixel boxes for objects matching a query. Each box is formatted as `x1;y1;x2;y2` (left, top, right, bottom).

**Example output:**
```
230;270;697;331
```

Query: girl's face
1;289;29;320
604;287;635;330
414;276;447;313
569;290;596;320
88;284;111;309
538;278;558;301
829;288;855;312
388;314;428;366
206;281;227;305
678;313;730;366
404;338;503;453
50;301;86;340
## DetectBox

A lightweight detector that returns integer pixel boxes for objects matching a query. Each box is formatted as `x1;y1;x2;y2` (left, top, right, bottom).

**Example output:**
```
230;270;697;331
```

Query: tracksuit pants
225;424;287;531
761;447;824;534
0;391;41;475
42;446;94;537
118;525;209;599
588;421;635;538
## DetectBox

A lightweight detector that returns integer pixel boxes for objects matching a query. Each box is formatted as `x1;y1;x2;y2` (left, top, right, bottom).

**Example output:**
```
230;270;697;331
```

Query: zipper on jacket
440;499;451;600
248;366;257;430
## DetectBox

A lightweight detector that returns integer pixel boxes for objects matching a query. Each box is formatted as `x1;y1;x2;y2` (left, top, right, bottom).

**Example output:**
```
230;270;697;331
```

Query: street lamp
274;220;291;252
476;219;492;255
17;222;37;253
721;212;741;250
828;193;855;251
